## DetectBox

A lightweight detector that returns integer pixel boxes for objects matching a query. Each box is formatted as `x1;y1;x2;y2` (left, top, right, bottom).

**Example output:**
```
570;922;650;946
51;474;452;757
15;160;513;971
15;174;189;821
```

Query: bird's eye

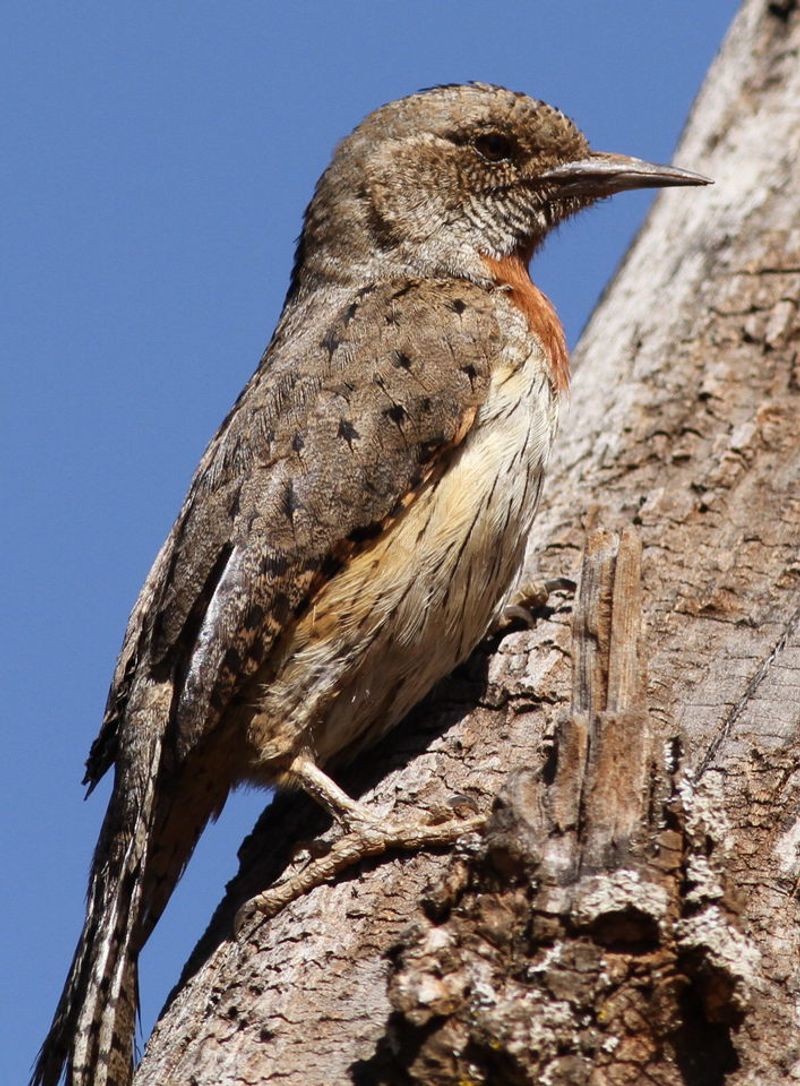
473;133;514;162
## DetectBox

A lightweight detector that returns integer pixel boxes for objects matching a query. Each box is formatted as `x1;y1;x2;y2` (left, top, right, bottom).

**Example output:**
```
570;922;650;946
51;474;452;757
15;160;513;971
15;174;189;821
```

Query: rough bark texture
135;1;800;1082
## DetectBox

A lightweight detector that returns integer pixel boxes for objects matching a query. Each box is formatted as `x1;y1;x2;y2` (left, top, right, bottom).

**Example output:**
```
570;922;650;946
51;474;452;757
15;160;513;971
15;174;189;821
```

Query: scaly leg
285;755;377;829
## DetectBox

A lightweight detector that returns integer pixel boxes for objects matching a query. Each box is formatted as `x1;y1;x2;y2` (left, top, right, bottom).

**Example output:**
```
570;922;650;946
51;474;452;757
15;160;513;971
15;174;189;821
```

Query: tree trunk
135;1;800;1082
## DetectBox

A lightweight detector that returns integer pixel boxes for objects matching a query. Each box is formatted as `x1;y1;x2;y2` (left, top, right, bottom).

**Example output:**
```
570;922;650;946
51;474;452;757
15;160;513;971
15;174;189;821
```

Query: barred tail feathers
31;807;148;1086
32;674;232;1086
32;680;170;1086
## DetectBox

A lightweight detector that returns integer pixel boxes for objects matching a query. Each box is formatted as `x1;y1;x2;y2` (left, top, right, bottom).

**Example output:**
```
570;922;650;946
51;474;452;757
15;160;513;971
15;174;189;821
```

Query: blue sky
2;3;736;1081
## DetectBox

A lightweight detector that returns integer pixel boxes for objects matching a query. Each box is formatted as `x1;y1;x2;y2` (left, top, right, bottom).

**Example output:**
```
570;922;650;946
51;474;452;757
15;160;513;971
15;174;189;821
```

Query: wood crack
697;596;800;775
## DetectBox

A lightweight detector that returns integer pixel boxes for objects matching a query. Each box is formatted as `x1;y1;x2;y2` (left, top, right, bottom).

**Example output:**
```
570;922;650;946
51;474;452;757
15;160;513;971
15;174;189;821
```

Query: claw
492;575;577;636
543;576;577;596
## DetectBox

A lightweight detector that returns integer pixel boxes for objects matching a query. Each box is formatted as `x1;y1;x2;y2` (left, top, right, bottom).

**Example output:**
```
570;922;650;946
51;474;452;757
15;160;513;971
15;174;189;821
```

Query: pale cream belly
244;353;557;774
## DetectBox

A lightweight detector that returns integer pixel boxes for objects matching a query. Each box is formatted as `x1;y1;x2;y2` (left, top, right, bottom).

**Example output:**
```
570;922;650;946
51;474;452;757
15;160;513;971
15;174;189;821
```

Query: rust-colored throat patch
482;251;570;393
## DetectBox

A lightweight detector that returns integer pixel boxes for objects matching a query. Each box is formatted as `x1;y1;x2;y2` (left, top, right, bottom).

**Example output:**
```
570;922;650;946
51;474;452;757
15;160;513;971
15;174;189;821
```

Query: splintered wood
557;525;652;879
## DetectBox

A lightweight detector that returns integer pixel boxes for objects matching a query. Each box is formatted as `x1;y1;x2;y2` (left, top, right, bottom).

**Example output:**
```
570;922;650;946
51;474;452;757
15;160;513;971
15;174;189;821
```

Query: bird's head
290;83;710;296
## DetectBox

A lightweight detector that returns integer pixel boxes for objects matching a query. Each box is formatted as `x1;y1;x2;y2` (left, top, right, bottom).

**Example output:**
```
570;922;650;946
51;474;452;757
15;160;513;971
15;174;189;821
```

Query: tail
31;775;155;1086
33;672;231;1086
33;676;206;1086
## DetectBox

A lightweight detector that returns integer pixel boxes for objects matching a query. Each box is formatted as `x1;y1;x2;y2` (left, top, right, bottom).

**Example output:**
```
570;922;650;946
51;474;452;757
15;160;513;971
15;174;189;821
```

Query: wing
86;278;503;783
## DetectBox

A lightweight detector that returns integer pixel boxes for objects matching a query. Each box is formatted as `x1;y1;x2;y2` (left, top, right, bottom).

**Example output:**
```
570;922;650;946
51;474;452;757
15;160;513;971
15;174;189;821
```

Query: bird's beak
537;151;713;196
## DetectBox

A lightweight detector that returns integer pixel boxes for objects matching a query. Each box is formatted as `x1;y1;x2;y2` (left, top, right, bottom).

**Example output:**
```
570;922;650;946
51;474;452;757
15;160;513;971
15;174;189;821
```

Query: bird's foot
492;576;576;634
234;798;485;933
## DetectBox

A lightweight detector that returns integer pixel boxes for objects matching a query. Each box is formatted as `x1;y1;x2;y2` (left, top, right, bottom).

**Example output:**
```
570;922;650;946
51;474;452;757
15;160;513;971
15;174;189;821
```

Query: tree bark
135;1;800;1082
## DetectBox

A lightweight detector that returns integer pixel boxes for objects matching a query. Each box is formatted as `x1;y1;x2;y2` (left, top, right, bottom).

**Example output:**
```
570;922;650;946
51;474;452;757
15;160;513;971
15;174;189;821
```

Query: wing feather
87;278;502;782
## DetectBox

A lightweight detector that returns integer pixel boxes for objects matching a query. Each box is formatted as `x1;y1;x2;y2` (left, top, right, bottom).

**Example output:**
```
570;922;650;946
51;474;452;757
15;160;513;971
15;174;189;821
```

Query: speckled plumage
33;83;710;1086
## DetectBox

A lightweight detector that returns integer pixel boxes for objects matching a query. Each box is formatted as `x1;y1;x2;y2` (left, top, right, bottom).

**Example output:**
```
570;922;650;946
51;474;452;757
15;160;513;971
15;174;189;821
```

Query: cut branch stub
364;527;759;1086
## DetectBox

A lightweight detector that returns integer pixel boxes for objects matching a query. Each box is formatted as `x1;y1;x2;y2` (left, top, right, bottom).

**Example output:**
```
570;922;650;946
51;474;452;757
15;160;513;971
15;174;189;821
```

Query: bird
32;82;710;1086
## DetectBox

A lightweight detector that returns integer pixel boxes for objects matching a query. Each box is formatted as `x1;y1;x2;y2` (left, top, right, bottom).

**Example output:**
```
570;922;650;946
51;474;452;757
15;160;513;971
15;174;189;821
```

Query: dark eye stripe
473;133;514;162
